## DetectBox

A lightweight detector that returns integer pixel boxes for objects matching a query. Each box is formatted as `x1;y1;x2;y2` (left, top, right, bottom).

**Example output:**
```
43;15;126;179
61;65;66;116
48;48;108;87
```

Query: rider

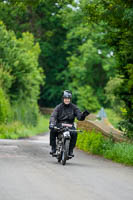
49;90;89;156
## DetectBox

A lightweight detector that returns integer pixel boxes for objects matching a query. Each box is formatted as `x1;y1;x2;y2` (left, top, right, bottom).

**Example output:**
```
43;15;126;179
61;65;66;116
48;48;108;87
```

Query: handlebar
53;126;82;133
71;130;82;132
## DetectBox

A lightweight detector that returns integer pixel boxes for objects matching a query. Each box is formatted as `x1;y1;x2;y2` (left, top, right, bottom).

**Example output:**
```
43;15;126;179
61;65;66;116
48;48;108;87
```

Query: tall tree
0;0;72;107
82;0;133;137
0;21;43;102
0;21;43;125
60;2;116;110
0;0;117;112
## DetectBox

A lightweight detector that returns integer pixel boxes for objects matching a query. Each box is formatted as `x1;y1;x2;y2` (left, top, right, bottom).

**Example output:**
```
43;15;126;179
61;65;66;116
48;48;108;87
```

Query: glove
82;110;90;117
49;123;55;130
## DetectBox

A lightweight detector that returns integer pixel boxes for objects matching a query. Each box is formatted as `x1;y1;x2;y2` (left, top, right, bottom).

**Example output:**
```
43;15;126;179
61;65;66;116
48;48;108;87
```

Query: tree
0;21;43;102
0;0;72;107
105;76;124;112
60;2;116;107
77;86;100;112
0;88;12;124
0;21;43;125
0;0;117;111
82;0;133;137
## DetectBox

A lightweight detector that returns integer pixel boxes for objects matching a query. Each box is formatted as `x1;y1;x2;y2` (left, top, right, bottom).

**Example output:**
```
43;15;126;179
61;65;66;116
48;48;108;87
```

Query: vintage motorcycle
52;123;82;165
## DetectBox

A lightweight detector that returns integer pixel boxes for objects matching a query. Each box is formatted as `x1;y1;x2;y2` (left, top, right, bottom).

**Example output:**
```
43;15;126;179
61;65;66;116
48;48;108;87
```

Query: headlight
63;131;70;137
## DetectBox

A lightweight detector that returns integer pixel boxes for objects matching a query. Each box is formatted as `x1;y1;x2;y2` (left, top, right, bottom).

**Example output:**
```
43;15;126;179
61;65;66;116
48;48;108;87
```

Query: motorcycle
51;123;82;165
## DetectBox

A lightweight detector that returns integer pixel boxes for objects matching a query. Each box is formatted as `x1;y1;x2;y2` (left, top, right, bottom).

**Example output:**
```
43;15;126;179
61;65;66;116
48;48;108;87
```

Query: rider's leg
50;129;57;154
69;128;77;156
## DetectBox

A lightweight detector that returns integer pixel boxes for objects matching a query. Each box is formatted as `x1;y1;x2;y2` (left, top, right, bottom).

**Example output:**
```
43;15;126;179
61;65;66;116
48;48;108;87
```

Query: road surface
0;133;133;200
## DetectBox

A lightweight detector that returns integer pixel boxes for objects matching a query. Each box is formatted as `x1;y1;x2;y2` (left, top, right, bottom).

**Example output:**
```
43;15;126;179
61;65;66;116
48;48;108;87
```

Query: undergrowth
76;130;133;166
0;114;49;139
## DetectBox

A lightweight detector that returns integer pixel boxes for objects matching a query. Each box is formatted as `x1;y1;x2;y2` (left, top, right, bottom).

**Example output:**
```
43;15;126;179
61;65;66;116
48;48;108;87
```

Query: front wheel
62;139;70;165
57;152;62;163
58;158;61;163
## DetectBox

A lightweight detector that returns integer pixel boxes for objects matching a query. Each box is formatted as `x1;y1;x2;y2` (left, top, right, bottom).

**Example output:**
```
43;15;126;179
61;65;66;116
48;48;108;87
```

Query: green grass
104;142;133;165
0;114;49;139
12;101;39;127
76;130;133;166
76;130;104;155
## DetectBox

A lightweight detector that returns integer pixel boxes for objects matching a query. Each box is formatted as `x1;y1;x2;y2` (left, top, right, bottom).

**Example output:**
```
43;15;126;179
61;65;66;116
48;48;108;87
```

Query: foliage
0;61;13;93
0;21;44;126
0;0;130;136
76;129;133;166
0;114;49;139
0;121;24;139
0;21;43;102
105;76;124;112
61;4;116;106
77;130;105;155
0;0;116;108
82;0;133;137
0;1;70;107
118;119;133;139
105;109;122;129
104;142;133;165
77;86;100;112
0;88;12;124
12;101;39;126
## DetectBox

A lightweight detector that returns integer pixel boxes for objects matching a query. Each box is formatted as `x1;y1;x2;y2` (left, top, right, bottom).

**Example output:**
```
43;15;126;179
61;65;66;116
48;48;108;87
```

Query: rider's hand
82;110;90;117
49;123;55;130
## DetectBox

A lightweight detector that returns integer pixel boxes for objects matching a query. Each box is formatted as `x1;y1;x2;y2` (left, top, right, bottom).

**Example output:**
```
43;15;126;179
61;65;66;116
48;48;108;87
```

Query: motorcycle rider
49;90;89;156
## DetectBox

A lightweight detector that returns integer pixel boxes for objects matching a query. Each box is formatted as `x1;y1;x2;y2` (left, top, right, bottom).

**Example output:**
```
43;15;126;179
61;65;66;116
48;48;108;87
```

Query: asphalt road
0;133;133;200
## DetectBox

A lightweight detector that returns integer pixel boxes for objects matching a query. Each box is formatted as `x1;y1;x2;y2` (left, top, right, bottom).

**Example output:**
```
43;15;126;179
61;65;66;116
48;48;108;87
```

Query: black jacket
50;103;86;125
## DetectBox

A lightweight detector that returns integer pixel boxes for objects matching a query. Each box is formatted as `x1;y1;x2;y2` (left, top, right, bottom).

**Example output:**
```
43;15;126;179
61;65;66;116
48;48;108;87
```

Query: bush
104;142;133;165
0;88;12;124
105;108;122;129
77;130;105;155
0;121;23;139
76;129;133;166
0;21;44;103
0;114;49;139
12;101;39;126
77;86;100;112
101;137;114;153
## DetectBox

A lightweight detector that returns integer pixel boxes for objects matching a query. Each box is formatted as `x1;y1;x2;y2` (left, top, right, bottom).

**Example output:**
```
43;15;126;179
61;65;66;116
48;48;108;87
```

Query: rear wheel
62;140;70;165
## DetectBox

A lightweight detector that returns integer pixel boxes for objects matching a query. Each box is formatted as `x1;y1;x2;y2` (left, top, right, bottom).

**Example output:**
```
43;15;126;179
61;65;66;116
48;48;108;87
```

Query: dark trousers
50;127;77;150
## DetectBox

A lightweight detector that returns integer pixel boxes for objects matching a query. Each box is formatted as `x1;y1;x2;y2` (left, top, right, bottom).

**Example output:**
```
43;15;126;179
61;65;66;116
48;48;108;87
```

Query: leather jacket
49;103;86;125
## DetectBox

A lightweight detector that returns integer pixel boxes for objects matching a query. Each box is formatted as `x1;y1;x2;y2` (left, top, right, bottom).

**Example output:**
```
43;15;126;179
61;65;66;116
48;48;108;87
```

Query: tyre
62;139;70;165
58;157;61;163
57;152;62;163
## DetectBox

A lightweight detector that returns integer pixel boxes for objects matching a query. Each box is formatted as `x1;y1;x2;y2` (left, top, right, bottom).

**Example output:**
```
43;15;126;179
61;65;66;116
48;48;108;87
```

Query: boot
50;146;56;155
69;149;74;157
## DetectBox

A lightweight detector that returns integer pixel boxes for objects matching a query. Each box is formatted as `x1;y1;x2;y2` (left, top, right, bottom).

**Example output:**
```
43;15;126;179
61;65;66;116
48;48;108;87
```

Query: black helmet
62;90;72;99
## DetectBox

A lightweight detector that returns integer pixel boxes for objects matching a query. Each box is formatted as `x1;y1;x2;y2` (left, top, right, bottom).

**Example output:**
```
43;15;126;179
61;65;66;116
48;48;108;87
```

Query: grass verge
76;130;133;166
0;114;49;139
